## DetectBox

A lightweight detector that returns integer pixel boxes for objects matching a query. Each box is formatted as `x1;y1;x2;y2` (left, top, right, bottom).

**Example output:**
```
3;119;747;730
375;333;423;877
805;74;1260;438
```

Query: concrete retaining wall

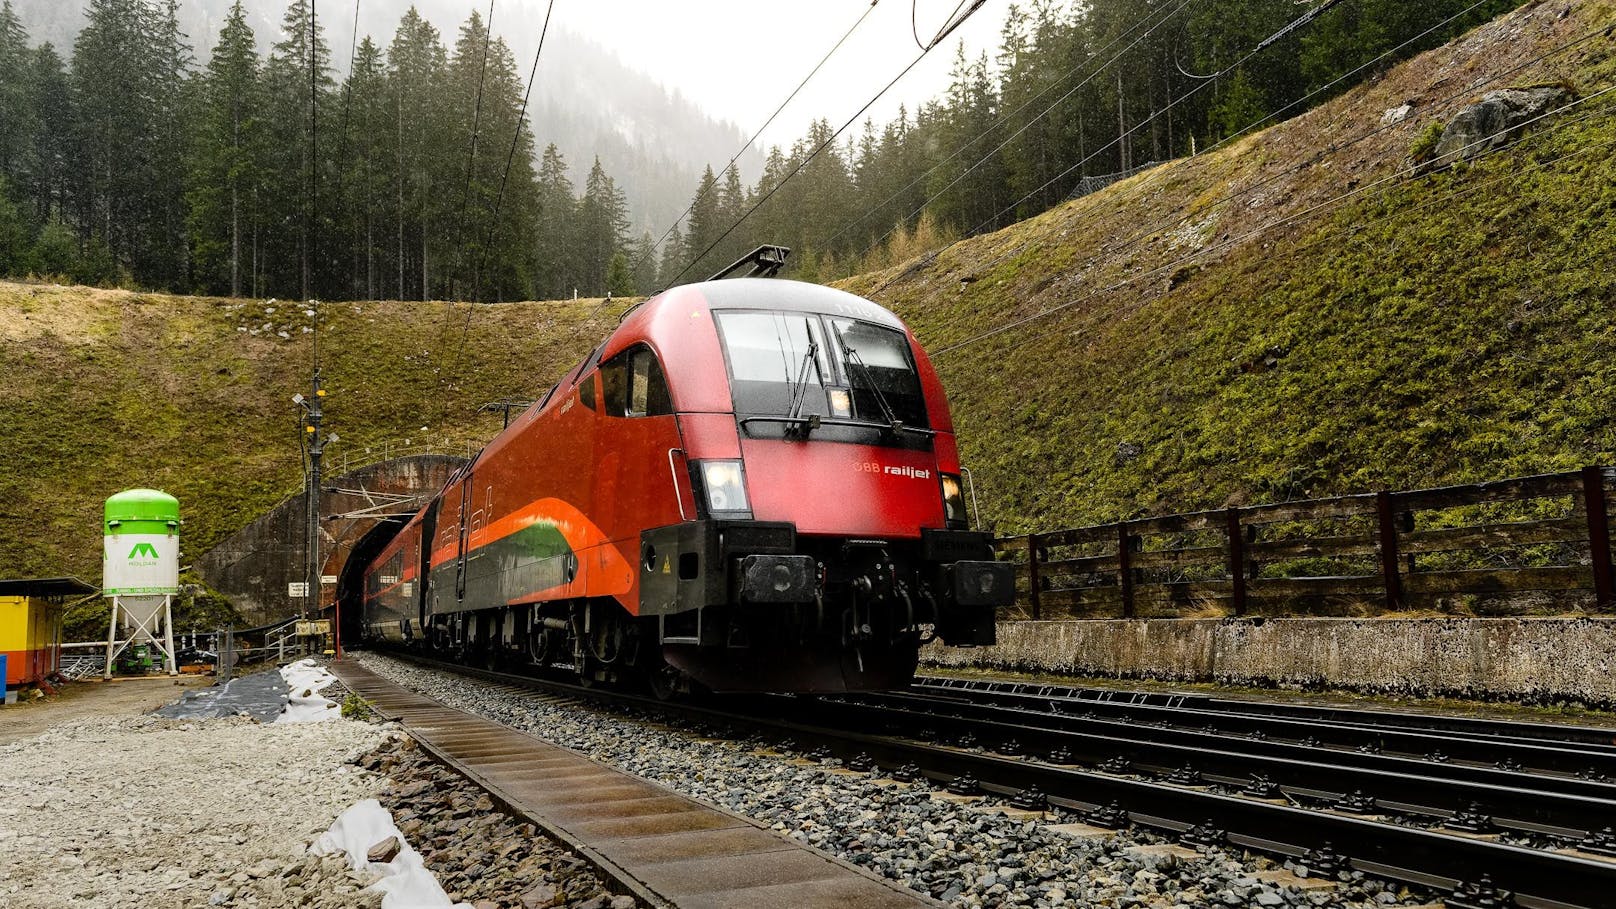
924;618;1616;707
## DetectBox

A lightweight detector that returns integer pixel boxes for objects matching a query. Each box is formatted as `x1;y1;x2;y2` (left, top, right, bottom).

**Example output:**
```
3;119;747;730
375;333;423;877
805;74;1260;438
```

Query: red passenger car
363;272;1009;693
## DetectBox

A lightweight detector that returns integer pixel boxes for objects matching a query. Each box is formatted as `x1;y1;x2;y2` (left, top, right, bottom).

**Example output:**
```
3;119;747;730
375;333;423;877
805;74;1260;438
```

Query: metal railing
329;440;480;477
1001;466;1616;619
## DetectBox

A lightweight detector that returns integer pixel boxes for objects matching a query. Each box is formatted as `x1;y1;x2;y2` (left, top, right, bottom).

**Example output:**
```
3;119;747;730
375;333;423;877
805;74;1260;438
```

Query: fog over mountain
10;0;761;232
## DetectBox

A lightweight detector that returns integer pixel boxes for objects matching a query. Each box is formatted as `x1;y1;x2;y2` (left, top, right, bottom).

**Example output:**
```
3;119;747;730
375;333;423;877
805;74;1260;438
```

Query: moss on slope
843;0;1616;534
4;2;1614;582
0;284;609;578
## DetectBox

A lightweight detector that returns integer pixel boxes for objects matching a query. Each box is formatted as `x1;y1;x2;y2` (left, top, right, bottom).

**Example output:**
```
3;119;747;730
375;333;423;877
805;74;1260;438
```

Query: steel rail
786;693;1616;839
841;689;1616;800
917;676;1616;750
384;653;1616;909
888;682;1616;778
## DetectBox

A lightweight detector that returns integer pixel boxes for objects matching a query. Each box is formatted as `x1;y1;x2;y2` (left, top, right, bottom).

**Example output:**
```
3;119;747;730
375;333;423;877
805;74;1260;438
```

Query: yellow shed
1;578;97;688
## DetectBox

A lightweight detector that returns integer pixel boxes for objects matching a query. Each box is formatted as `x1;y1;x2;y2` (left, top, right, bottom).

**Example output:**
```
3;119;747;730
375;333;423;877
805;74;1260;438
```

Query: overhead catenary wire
629;0;884;279
969;101;1616;364
930;86;1616;358
846;0;1209;270
960;0;1362;245
914;0;973;52
440;0;558;406
823;0;1205;263
449;0;499;300
470;0;557;306
659;50;934;291
660;0;989;291
875;12;1615;340
861;0;1523;301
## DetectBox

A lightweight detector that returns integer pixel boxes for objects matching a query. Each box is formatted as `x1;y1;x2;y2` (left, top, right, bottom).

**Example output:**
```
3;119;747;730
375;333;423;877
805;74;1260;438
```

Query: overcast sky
549;0;1011;147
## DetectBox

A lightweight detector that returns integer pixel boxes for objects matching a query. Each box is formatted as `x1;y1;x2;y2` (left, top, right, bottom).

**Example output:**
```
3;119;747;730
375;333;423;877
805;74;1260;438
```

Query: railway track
329;660;939;909
379;653;1616;909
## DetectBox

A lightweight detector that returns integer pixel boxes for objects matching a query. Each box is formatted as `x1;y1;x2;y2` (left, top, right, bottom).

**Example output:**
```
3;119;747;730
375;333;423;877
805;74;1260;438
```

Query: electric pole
306;370;324;620
294;370;336;624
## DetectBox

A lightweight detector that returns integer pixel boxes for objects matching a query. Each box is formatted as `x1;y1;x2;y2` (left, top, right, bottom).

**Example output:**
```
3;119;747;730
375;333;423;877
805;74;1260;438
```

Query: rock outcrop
1432;85;1574;163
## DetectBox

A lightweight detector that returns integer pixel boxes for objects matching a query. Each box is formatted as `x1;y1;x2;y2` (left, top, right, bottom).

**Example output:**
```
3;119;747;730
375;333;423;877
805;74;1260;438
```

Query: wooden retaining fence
995;466;1616;619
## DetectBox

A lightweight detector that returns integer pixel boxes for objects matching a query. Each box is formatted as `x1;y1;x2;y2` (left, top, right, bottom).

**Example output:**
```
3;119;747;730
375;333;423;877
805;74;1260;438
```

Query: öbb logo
855;462;932;480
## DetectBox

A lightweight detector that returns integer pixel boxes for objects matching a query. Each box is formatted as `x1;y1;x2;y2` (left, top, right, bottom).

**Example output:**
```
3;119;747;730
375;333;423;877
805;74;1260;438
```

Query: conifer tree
576;156;627;294
188;0;260;297
145;0;192;287
0;176;31;273
386;7;447;300
340;36;389;300
263;0;332;300
655;223;684;290
629;230;658;293
533;143;574;298
679;165;722;282
0;2;35;184
605;250;633;297
26;43;71;225
71;0;151;268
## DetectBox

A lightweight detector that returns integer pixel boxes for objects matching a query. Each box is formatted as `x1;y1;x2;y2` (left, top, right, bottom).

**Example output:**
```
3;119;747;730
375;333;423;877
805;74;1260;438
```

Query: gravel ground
0;676;211;745
357;653;1438;909
0;676;636;909
0;713;392;909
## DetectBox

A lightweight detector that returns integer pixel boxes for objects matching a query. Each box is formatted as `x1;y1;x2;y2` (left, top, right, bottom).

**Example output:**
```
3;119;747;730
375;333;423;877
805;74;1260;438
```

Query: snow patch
274;658;341;724
311;799;471;909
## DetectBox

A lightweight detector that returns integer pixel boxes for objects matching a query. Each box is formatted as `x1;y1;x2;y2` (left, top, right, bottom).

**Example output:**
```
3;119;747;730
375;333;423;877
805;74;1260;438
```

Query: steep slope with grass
0;285;605;579
844;0;1616;533
5;2;1614;583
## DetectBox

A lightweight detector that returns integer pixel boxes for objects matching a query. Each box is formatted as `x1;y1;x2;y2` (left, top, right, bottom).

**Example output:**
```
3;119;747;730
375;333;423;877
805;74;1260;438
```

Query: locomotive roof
675;278;905;328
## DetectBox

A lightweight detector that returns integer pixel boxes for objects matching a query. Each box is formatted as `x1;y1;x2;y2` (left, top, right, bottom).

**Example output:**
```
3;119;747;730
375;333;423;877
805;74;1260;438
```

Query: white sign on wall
102;534;179;596
288;582;309;598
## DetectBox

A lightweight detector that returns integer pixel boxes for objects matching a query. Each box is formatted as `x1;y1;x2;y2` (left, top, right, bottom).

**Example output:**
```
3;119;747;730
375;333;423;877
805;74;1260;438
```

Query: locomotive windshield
715;310;929;428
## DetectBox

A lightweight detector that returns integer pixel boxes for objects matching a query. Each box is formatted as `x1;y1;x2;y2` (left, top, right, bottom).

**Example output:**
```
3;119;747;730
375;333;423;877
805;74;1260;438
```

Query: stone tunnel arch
196;454;466;627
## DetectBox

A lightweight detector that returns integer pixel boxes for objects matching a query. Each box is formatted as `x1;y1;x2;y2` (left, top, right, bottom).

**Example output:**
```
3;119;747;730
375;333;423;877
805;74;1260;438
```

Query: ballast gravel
357;654;1437;909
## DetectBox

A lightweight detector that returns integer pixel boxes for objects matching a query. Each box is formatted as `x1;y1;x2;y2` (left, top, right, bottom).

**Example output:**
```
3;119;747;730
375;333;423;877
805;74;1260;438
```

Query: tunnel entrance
335;516;407;649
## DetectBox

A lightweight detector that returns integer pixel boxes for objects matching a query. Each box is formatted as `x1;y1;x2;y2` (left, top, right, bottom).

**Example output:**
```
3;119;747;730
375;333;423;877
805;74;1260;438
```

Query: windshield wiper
783;321;821;438
832;323;904;435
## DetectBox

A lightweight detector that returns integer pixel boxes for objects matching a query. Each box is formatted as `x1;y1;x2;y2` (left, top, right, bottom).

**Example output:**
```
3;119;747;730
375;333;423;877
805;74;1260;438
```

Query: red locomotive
360;255;1010;693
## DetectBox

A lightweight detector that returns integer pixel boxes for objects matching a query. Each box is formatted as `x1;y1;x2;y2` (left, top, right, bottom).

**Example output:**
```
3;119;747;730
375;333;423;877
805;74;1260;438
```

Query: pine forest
0;0;1515;300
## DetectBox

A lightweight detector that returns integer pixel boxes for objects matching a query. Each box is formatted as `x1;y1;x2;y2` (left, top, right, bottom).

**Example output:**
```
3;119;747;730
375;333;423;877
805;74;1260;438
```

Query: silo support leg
103;598;119;680
162;595;177;676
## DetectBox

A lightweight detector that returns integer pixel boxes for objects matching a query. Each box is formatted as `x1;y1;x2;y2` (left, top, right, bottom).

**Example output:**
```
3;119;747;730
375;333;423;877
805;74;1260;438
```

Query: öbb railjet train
360;276;1011;693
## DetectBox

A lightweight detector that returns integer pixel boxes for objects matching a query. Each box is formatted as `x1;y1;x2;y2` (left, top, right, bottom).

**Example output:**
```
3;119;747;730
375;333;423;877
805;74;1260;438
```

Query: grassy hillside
0;285;609;579
4;0;1614;581
843;0;1616;533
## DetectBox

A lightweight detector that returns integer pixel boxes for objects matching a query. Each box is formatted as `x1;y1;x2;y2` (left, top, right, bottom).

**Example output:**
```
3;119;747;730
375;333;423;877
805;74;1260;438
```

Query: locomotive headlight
828;388;853;418
941;473;968;528
698;460;751;515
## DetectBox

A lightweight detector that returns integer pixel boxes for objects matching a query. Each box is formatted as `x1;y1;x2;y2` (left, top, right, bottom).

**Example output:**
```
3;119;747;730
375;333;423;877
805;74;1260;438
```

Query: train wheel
646;660;682;700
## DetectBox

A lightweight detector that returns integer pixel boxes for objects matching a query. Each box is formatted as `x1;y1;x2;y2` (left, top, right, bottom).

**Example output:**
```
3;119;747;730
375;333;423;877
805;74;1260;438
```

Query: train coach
362;260;1011;693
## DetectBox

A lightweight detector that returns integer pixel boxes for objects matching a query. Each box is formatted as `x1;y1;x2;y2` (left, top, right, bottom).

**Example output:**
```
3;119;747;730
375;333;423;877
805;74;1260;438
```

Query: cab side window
579;372;597;411
600;346;672;417
630;348;673;416
600;353;628;415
